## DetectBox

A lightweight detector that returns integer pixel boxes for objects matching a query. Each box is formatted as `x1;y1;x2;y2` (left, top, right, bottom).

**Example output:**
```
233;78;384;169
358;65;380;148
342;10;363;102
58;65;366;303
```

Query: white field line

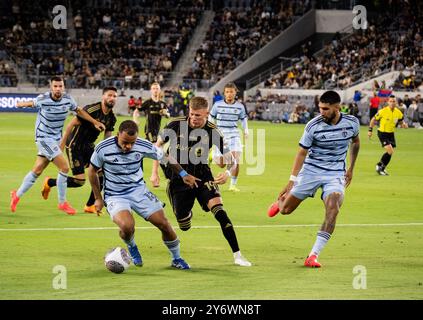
0;222;422;232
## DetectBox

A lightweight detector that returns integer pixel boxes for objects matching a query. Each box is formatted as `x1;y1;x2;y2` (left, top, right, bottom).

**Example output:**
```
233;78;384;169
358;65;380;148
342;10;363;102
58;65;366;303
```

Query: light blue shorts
290;173;346;201
213;136;242;157
36;139;62;161
105;187;164;221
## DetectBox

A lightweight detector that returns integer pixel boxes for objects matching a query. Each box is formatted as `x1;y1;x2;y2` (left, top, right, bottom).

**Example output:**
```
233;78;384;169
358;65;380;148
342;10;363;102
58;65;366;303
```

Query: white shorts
213;136;243;157
290;173;345;201
105;186;164;221
36;139;62;161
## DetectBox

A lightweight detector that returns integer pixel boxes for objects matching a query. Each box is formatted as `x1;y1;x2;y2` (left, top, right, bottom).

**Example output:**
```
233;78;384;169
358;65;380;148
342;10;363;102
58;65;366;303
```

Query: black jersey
140;99;168;136
66;102;116;147
160;116;229;182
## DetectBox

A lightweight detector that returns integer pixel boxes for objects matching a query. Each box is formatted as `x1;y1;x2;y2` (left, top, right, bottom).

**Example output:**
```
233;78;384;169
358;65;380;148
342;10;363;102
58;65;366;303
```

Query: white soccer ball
104;247;131;274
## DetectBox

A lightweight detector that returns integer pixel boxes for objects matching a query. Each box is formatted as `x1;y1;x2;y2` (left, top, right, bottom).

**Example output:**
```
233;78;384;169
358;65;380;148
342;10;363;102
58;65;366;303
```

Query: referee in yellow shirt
368;95;408;175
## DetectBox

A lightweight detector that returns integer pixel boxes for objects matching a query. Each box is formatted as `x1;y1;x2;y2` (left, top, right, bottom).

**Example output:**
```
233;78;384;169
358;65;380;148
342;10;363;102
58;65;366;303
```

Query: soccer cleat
380;168;389;176
171;257;191;270
58;202;76;215
84;204;102;215
128;245;143;266
267;201;280;217
234;252;252;267
304;255;322;268
229;185;240;192
10;190;20;212
41;177;51;200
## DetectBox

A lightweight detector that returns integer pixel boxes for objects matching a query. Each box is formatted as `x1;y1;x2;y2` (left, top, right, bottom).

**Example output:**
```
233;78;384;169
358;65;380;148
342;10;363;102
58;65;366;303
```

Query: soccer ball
104;247;131;274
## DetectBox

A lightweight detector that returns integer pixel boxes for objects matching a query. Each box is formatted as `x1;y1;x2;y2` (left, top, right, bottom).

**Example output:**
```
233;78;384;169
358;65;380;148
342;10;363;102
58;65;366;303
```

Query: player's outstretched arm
88;164;104;213
345;135;360;188
16;101;35;108
368;117;376;139
76;107;106;132
150;139;164;187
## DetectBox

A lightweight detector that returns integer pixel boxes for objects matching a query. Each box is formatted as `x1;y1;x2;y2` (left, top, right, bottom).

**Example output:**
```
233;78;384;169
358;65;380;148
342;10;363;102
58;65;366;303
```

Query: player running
41;86;118;214
209;83;248;192
10;76;105;215
150;97;252;267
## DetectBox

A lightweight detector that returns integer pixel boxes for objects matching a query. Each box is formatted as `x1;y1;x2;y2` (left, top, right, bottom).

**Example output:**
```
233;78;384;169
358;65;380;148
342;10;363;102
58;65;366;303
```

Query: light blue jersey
299;114;360;175
34;92;78;142
90;136;164;199
209;100;247;139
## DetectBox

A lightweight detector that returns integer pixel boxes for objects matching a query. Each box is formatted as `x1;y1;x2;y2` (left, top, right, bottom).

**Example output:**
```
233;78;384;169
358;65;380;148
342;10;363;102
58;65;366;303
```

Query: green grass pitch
0;113;422;299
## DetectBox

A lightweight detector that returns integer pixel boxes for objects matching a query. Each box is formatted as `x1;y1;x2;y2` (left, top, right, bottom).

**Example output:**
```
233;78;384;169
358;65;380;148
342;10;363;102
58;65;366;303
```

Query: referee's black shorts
66;143;95;175
377;131;396;148
166;172;221;220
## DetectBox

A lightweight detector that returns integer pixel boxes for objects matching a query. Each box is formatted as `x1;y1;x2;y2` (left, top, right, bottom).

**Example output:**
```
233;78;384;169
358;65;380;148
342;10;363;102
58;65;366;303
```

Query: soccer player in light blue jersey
10;76;106;215
88;120;198;269
268;91;360;268
209;83;249;192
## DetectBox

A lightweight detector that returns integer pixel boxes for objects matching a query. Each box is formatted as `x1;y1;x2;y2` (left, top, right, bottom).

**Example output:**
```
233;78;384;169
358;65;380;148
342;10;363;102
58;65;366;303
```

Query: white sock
17;171;38;198
57;171;68;203
231;176;238;186
310;231;331;256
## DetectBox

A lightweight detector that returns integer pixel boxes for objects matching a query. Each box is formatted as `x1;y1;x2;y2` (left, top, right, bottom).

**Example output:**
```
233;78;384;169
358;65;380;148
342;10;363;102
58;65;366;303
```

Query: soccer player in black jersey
41;86;118;214
137;82;169;143
150;96;252;267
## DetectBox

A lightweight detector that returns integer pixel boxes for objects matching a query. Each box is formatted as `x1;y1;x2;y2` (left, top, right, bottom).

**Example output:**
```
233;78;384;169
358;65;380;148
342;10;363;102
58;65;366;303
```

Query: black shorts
66;143;94;175
166;175;221;221
377;131;396;148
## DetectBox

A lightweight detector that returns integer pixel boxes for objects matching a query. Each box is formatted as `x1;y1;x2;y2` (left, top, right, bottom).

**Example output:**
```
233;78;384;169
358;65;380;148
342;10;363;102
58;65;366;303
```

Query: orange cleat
10;190;20;212
304;255;322;268
267;201;280;217
41;177;51;200
84;204;102;215
58;201;76;215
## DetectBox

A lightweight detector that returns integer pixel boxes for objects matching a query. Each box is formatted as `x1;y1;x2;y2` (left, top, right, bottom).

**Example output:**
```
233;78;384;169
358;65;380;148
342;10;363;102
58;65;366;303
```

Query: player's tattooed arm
345;135;360;187
88;164;104;213
60;117;81;151
76;107;106;132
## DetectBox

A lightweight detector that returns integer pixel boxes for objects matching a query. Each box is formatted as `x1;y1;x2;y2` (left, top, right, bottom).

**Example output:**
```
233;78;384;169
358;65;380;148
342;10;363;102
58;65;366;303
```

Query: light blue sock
57;171;68;203
164;238;181;260
231;176;238;186
17;171;39;198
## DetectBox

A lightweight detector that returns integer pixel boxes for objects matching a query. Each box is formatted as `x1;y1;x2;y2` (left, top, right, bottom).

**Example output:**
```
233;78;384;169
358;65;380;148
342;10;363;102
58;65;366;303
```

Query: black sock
211;204;240;253
47;177;84;188
86;176;103;206
380;152;392;168
67;177;85;188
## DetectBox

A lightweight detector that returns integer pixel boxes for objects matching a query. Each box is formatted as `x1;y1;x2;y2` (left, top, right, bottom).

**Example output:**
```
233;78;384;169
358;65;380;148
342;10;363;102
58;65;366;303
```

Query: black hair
50;75;64;83
320;91;341;104
119;120;138;136
102;86;117;94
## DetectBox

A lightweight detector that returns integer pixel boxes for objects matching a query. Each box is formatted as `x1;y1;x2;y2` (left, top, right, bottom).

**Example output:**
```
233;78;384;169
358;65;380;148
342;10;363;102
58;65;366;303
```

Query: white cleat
234;251;252;267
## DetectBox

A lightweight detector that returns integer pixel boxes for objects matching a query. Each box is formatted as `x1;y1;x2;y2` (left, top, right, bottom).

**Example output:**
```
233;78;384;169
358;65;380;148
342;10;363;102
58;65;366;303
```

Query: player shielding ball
88;120;197;269
10;76;105;215
268;91;360;268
